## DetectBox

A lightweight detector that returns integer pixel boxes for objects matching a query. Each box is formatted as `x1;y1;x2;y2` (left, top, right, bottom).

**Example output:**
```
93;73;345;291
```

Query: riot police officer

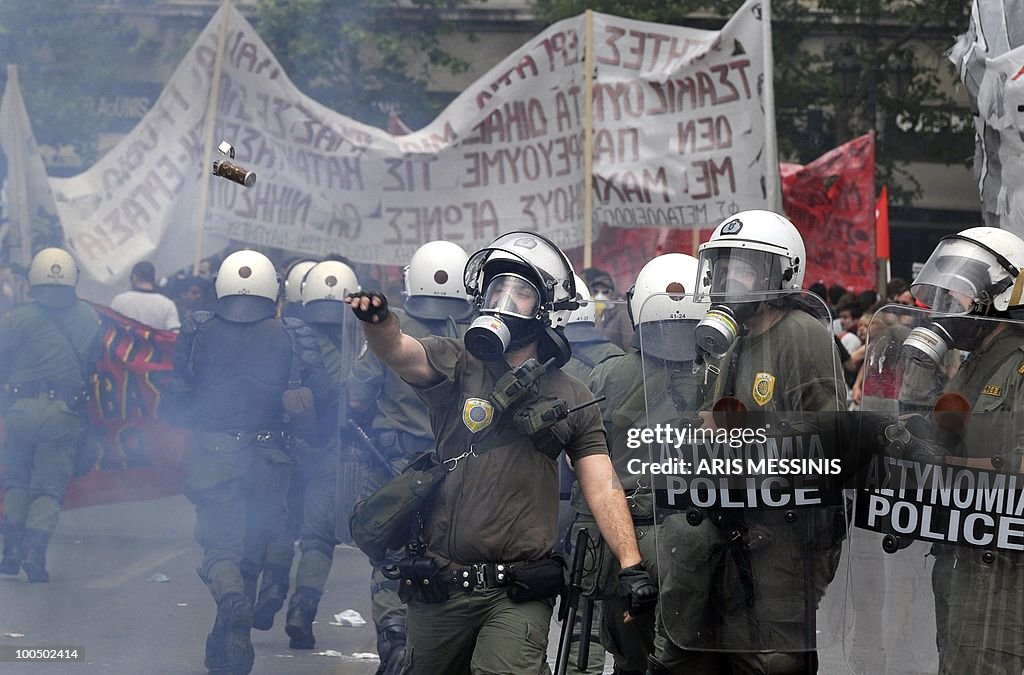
172;250;330;675
272;260;361;649
562;274;624;383
648;211;846;674
899;227;1024;674
569;254;704;675
346;231;656;675
281;259;317;319
347;239;476;675
0;248;102;583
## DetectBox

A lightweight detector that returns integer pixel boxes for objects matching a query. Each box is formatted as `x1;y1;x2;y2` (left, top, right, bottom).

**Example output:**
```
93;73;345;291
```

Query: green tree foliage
0;0;154;165
256;0;473;129
534;0;973;202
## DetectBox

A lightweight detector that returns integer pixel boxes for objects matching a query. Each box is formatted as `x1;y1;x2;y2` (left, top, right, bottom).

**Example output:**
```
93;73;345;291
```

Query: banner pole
583;9;595;269
5;65;32;267
761;0;782;212
192;0;232;274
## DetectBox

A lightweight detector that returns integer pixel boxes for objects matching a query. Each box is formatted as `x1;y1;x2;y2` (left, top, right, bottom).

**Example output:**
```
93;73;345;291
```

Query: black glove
618;563;657;616
348;291;391;324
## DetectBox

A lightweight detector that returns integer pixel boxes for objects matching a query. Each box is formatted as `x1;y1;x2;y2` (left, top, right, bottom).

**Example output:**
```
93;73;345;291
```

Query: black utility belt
10;382;90;404
446;562;519;591
398;555;565;604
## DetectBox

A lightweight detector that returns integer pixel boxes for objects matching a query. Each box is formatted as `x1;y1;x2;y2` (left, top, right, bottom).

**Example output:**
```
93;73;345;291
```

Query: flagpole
760;0;782;212
5;65;32;267
583;9;595;269
192;0;232;274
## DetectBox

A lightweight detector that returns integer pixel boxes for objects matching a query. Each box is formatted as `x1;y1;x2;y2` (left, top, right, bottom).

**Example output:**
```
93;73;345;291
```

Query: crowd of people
0;209;1021;675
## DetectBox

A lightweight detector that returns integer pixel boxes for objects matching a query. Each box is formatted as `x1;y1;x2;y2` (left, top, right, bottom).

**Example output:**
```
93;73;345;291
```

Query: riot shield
850;305;1024;674
639;289;849;657
334;309;366;544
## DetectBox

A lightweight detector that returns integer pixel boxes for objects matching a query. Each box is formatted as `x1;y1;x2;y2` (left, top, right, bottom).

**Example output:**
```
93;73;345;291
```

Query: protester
110;261;181;331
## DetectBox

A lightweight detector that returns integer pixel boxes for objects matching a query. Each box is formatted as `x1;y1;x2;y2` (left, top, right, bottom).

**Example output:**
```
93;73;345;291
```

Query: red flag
781;134;876;292
876;185;890;259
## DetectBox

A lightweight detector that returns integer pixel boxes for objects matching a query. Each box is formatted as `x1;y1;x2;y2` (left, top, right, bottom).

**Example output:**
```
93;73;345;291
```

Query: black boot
252;565;290;631
21;529;50;583
375;616;407;675
285;586;321;650
217;592;254;675
1;525;24;575
204;609;230;675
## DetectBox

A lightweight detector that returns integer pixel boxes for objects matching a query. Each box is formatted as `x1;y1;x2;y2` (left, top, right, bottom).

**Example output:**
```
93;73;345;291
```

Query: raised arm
346;291;442;388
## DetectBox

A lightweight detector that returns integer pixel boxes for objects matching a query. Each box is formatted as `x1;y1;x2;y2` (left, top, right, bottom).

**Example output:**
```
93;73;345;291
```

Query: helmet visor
911;239;1002;314
697;248;784;301
481;274;541;319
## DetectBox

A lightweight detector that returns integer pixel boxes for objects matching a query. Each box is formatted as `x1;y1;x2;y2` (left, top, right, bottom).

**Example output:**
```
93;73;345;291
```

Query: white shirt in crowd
110;290;181;331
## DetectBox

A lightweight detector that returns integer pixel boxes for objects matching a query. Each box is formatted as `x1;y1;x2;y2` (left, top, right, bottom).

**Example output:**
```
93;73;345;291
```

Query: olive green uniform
0;300;102;573
568;349;702;674
930;327;1024;675
654;308;844;674
402;336;607;675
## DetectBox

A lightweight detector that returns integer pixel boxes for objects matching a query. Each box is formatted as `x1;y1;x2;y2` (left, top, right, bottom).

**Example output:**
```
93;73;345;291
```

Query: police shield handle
711;395;748;430
933;391;971;440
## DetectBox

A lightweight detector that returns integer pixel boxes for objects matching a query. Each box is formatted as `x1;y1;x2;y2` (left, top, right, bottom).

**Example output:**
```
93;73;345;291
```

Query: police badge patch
752;372;775;406
463;398;494;433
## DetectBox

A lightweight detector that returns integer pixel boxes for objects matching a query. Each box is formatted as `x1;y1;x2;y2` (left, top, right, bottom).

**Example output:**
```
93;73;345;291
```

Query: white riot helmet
463;231;577;366
284;260;317;304
696;210;806;299
564;274;607;343
301;260;359;325
628;254;704;361
904;227;1024;365
214;250;280;322
403;241;474;322
29;247;80;308
695;211;806;357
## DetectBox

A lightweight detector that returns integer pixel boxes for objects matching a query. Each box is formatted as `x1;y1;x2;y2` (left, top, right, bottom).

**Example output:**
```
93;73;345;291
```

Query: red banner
1;305;189;516
781;133;877;292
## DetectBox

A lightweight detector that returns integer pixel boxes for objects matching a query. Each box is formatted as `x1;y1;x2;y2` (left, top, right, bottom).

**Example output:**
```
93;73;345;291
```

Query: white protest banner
0;65;63;266
590;1;774;231
50;1;772;284
950;0;1024;235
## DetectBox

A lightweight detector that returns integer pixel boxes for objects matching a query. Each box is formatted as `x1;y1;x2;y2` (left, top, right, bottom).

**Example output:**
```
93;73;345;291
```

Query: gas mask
903;316;995;366
465;273;543;361
695;301;760;358
694;253;776;358
902;244;1012;366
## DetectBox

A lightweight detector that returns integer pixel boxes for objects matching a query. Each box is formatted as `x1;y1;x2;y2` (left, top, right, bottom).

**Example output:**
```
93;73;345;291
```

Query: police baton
345;419;399;479
555;527;591;675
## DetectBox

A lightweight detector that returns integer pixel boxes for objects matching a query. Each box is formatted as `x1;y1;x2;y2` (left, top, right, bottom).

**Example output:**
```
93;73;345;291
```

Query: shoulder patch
752;372;775;406
1017;360;1024;375
983;384;1002;397
462;397;494;433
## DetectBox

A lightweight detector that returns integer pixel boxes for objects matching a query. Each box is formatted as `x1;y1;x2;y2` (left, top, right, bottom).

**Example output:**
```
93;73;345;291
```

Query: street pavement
0;494;942;674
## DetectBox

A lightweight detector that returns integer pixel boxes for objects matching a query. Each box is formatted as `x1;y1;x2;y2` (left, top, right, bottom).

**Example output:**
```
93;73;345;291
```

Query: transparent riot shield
639;289;849;657
334;309;366;544
850;305;1024;674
